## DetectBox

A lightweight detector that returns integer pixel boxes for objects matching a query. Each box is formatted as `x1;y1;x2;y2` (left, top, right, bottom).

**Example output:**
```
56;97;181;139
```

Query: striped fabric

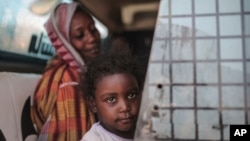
31;2;95;141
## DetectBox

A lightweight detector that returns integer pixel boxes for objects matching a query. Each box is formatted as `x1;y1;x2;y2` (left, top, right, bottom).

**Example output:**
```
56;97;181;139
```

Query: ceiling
77;0;160;32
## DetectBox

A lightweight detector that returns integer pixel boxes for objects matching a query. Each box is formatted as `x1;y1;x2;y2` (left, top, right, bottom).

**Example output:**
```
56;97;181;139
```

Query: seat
0;72;41;141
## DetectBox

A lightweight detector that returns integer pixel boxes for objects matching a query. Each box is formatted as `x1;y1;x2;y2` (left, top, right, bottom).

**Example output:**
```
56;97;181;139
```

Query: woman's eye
75;32;84;39
106;97;116;103
90;25;97;33
90;28;97;33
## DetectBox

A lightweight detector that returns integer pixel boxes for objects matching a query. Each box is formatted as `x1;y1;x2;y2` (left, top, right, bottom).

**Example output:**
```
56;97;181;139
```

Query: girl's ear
89;97;97;113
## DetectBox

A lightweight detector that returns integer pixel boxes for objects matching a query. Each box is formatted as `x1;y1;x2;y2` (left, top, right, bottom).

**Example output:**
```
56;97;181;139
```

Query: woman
31;2;100;141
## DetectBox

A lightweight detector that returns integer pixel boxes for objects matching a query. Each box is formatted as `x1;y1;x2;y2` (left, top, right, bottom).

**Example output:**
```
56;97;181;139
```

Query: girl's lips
119;119;132;124
118;116;134;124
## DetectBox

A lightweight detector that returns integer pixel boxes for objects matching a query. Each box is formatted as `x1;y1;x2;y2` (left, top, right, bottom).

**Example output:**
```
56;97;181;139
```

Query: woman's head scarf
44;2;86;72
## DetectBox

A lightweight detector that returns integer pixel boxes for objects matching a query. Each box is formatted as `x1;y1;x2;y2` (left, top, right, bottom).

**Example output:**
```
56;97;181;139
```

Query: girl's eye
128;92;137;99
106;97;116;103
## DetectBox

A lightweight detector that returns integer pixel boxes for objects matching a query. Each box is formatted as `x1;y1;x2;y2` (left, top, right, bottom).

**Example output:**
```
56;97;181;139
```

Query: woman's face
93;73;141;139
69;10;101;61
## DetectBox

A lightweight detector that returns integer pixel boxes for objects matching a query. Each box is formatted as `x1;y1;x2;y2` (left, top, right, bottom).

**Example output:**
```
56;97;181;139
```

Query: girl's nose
119;99;131;112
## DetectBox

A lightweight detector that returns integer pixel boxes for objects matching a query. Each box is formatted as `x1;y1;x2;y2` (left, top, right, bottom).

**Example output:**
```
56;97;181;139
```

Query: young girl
80;54;144;141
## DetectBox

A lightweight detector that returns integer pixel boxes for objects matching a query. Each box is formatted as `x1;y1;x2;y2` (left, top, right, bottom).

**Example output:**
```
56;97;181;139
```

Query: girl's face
69;10;101;61
93;73;141;139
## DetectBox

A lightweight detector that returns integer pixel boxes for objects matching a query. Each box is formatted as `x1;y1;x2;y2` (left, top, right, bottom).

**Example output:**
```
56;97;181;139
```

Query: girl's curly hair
80;53;144;99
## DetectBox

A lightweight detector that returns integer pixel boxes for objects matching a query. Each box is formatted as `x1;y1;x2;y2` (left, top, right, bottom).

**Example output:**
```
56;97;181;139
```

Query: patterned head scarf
44;2;86;71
